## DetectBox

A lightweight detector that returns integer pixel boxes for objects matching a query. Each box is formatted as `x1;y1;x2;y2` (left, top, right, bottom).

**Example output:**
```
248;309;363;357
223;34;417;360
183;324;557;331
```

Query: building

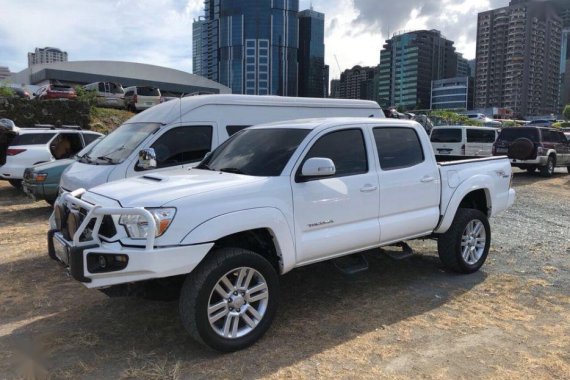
196;0;300;96
475;1;562;117
192;17;206;75
560;27;570;110
28;47;68;67
298;8;326;97
336;65;377;100
457;54;472;78
378;30;459;110
431;76;474;110
8;61;231;95
330;79;340;98
0;66;11;81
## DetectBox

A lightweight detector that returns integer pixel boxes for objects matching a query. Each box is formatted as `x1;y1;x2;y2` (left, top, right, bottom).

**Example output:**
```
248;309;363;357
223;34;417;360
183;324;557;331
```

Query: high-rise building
28;47;68;67
330;79;340;98
322;65;330;97
560;27;570;110
0;66;11;81
475;1;562;117
431;76;474;110
457;54;472;78
192;17;206;75
468;59;476;78
298;9;326;97
337;66;377;100
378;30;459;110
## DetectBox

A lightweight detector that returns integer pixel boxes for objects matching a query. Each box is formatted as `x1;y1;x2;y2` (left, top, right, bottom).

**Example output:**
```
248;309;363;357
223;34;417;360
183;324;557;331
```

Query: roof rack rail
32;124;82;130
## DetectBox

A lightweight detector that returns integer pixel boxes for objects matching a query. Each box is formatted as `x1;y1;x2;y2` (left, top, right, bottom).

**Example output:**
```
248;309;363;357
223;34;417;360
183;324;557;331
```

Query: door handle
360;185;378;193
421;176;435;183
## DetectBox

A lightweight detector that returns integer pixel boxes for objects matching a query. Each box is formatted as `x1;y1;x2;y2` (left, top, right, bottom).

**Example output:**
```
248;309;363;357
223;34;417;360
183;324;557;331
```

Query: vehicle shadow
511;169;569;187
0;251;486;379
0;204;52;227
0;184;33;207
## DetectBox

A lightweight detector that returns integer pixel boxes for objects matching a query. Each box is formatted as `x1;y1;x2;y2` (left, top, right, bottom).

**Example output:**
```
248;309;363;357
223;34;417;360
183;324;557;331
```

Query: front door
292;127;380;265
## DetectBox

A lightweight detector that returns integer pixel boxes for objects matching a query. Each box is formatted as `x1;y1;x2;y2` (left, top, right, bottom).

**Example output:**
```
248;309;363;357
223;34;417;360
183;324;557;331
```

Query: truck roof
250;117;420;131
126;94;382;125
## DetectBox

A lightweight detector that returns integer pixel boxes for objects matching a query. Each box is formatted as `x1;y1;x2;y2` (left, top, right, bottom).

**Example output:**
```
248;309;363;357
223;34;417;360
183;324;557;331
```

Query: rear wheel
8;179;22;189
437;209;491;274
179;247;279;352
539;156;555;177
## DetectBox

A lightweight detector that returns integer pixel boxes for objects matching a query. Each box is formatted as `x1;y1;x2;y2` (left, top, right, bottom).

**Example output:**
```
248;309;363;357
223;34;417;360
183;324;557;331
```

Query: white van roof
127;94;382;125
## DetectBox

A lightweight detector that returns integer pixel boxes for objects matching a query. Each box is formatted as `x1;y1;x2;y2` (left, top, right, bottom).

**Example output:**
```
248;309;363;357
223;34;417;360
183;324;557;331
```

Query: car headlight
32;172;48;182
119;208;176;239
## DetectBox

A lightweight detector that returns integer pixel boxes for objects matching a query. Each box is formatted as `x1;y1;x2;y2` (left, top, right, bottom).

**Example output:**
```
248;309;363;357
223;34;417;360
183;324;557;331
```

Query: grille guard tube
59;188;157;250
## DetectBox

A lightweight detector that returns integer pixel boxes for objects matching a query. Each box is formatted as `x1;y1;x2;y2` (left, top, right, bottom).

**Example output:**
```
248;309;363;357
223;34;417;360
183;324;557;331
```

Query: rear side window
137;87;159;96
467;129;496;143
541;130;560;143
303;129;368;177
499;128;539;142
374;128;424;170
430;129;462;143
82;133;100;145
150;126;212;169
226;125;250;136
11;133;56;146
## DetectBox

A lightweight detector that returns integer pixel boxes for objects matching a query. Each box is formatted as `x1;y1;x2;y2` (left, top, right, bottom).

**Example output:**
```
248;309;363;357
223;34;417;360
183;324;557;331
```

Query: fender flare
435;175;492;234
180;207;296;273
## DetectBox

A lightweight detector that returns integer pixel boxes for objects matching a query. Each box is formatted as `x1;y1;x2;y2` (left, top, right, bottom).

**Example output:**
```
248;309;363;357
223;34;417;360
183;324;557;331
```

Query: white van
124;86;162;112
83;82;125;108
60;94;383;192
430;126;499;157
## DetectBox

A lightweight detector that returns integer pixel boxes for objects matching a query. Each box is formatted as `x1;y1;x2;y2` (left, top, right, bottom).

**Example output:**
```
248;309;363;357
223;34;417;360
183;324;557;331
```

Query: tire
437;209;491;274
567;166;570;174
539;155;555;177
508;138;534;160
179;247;279;352
8;179;22;189
526;166;537;173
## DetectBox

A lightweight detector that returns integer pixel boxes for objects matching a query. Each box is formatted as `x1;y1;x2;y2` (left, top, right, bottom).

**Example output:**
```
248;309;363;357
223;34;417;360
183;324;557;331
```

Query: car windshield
430;129;462;143
498;128;540;142
82;123;161;164
199;128;310;177
11;133;56;145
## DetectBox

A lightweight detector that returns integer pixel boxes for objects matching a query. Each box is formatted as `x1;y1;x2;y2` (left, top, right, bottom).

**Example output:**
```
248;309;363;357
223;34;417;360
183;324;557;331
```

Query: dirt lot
0;169;569;379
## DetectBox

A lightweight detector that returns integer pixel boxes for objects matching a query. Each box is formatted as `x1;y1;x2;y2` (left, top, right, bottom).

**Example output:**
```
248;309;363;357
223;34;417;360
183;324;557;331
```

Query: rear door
372;126;440;243
465;128;497;156
430;128;464;156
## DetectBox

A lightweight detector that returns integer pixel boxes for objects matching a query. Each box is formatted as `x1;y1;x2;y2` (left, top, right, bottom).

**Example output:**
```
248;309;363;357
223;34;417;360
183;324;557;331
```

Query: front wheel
437;209;491;274
179;247;279;352
539;156;555;177
8;179;22;189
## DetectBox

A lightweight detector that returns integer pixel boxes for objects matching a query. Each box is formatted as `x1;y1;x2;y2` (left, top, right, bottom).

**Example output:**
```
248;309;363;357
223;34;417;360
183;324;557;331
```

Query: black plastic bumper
48;229;94;283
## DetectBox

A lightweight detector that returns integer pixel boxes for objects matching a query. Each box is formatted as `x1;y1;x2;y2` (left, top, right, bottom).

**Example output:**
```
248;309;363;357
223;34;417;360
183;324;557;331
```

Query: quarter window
302;129;368;178
374;128;424;170
149;126;212;169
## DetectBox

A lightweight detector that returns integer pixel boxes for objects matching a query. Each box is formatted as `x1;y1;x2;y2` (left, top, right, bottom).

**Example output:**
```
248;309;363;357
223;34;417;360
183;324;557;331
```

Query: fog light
64;211;81;241
54;204;65;231
98;255;107;269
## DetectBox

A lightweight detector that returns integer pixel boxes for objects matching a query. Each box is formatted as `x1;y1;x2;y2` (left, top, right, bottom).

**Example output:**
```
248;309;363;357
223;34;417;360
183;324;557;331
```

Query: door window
300;129;368;178
467;129;496;143
149;126;212;169
374;128;424;170
82;133;100;146
50;133;83;159
226;125;250;136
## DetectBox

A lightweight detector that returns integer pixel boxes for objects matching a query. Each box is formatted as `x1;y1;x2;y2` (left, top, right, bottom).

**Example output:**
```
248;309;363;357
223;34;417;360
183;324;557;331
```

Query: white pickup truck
48;118;516;352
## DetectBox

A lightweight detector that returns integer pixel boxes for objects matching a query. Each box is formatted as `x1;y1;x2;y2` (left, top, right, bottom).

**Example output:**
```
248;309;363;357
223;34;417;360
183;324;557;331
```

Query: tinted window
51;133;83;159
499;128;539;142
125;90;134;97
137;87;159;96
430;129;462;143
303;129;368;177
541;130;560;143
11;133;56;146
51;85;72;92
82;133;100;145
200;129;310;177
467;129;496;143
226;125;250;136
374;128;424;170
150;126;212;168
98;83;105;92
109;83;124;94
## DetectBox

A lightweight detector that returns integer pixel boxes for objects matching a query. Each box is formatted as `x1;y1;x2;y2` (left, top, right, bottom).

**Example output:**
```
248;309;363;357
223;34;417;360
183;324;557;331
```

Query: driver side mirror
300;157;336;178
137;148;157;170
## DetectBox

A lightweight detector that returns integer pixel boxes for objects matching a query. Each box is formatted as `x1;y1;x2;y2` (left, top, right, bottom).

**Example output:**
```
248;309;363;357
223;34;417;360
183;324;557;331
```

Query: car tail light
7;148;26;156
536;146;544;156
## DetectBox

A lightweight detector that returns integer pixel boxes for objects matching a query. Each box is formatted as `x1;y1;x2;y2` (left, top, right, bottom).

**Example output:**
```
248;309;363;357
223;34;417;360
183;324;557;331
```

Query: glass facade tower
298;9;326;97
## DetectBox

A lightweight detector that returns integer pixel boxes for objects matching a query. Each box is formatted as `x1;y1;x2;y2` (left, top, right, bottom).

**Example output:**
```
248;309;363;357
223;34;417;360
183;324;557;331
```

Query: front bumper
48;189;213;289
510;156;548;166
22;180;58;202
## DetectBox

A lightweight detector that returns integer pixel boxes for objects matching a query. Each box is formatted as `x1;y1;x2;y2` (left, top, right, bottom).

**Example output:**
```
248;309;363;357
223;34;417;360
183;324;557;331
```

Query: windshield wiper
196;162;213;171
219;168;245;175
95;156;115;164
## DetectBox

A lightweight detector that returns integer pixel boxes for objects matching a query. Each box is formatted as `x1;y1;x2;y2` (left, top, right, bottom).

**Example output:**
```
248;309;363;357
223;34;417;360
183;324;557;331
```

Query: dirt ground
0;169;569;380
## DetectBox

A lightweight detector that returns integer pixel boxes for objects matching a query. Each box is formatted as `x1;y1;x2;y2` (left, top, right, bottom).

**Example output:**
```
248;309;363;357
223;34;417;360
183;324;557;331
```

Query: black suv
493;127;570;177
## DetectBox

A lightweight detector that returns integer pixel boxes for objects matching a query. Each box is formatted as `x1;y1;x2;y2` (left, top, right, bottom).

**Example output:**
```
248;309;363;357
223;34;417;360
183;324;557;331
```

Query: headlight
119;208;176;239
32;172;48;182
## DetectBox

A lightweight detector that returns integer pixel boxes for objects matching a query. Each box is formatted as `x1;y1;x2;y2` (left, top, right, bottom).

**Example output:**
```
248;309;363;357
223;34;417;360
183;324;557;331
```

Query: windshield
199;128;310;177
430;129;462;143
498;128;539;142
82;123;160;164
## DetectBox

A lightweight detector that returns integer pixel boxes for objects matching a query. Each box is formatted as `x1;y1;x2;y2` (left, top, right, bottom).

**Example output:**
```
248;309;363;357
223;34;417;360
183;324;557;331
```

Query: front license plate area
53;237;70;265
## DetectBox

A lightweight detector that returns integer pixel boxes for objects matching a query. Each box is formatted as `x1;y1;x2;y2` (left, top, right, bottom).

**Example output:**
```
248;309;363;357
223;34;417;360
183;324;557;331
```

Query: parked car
22;136;103;205
59;94;384;193
464;113;502;128
493;127;570;176
527;119;554;128
83;82;125;108
430;126;499;157
35;84;77;101
49;117;516;351
124;86;161;112
0;128;103;188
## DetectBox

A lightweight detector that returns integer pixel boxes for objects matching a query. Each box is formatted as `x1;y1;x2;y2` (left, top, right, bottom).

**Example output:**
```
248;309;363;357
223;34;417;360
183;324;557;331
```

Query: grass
89;107;134;134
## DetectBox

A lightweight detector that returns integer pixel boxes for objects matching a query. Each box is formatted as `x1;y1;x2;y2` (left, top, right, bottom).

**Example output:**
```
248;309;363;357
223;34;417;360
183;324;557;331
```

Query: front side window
50;133;83;159
374;127;424;170
149;126;212;169
301;129;368;178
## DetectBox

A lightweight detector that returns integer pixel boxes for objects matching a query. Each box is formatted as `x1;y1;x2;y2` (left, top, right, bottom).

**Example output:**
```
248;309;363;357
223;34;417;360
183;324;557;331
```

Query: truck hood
87;168;266;207
61;161;113;191
31;158;75;172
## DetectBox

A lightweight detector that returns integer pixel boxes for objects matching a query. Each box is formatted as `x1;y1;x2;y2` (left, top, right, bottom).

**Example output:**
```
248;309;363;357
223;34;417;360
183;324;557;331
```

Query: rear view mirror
138;148;157;170
301;157;336;178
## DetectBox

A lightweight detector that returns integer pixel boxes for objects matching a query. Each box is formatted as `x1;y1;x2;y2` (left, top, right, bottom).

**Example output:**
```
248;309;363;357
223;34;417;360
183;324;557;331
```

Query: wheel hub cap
461;220;486;265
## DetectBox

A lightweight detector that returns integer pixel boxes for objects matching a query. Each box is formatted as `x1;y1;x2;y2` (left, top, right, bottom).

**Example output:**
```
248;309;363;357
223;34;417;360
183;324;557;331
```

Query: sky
0;0;510;79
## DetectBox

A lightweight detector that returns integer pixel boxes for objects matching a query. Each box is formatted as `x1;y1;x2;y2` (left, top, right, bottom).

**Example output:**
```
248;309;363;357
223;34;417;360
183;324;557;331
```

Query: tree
564;104;570;121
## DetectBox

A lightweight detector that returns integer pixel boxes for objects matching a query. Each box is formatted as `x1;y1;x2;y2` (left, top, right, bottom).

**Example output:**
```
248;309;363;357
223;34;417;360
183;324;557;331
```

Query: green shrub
564;104;570;121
